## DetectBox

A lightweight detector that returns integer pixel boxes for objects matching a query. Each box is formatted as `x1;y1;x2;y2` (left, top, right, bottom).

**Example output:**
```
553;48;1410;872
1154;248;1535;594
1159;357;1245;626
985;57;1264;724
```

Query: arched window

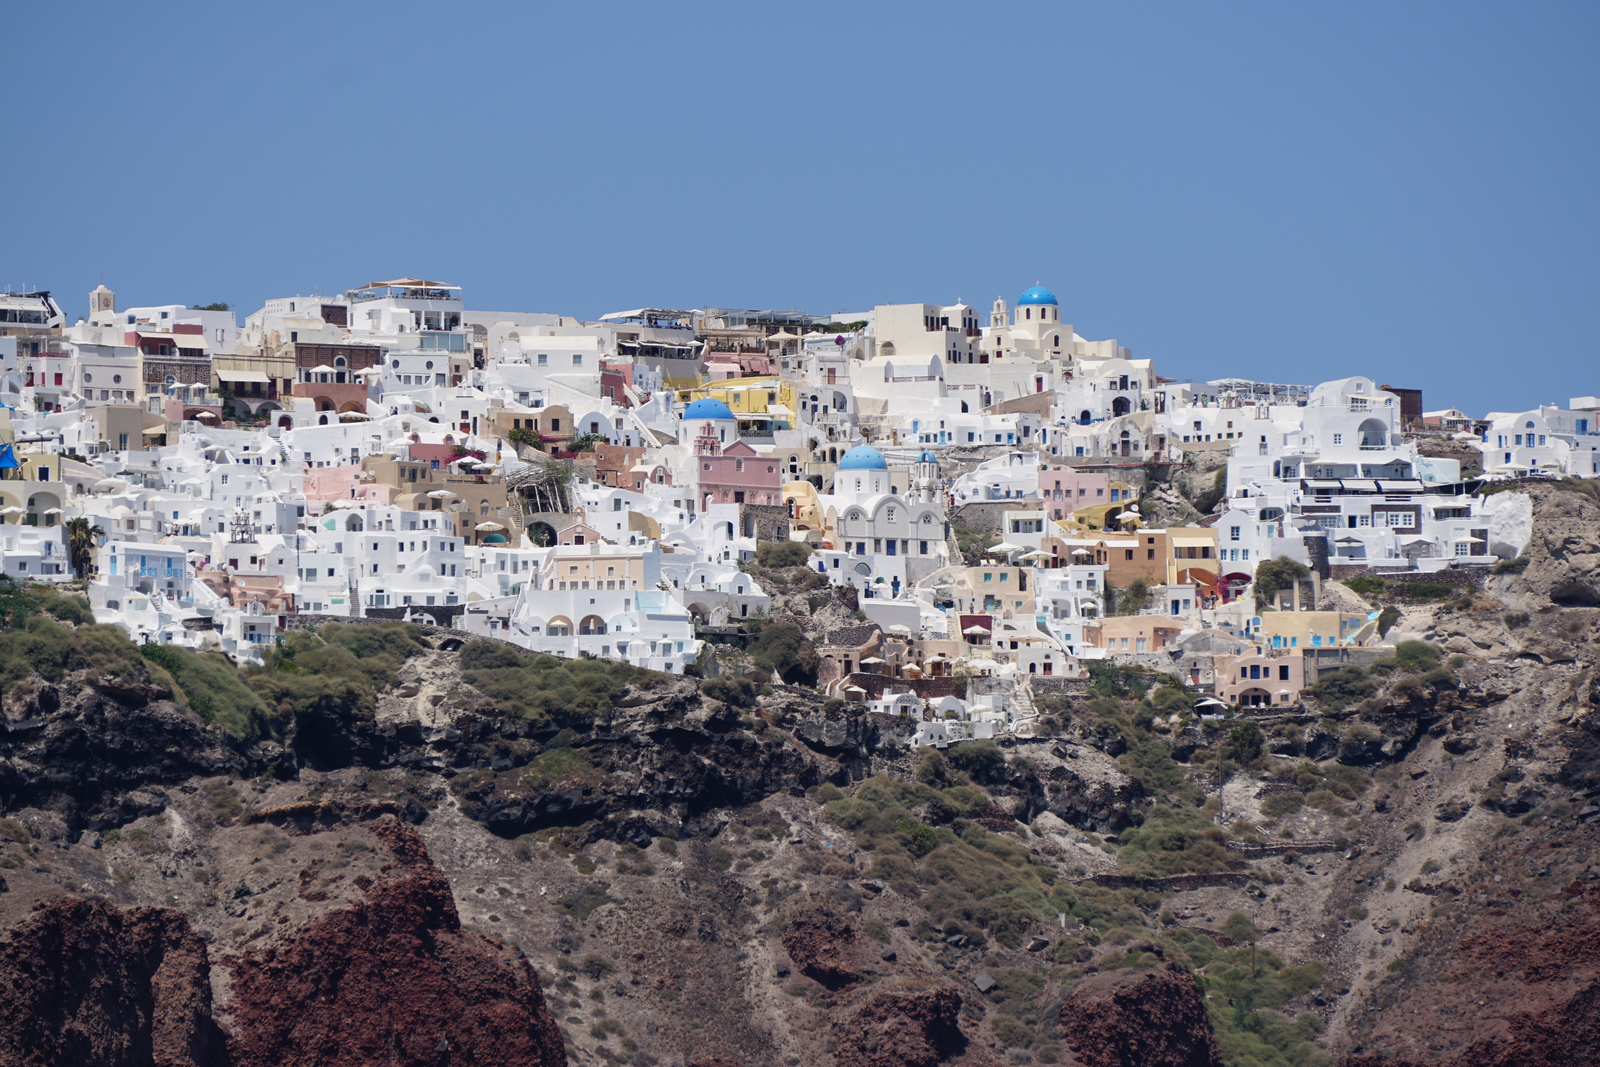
1052;335;1059;346
1025;308;1031;320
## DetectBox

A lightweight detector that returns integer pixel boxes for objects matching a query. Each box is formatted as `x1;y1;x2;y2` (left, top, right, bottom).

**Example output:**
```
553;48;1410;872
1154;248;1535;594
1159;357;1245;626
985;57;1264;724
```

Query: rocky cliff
0;801;566;1067
3;489;1599;1067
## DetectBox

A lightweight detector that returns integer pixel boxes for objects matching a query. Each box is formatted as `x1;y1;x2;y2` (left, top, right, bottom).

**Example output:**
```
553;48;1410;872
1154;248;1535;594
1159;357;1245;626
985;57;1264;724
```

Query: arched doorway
1112;396;1131;417
527;521;556;547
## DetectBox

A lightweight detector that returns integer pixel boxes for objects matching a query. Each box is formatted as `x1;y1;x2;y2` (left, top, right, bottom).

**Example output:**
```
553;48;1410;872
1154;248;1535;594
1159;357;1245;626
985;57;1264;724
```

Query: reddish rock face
831;987;967;1067
0;817;567;1067
1337;880;1600;1067
225;820;566;1067
780;905;859;989
1058;967;1223;1067
0;898;223;1067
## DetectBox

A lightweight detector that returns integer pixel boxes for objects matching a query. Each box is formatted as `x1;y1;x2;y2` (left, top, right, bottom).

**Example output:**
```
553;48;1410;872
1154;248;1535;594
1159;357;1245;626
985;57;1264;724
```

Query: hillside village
1;280;1589;739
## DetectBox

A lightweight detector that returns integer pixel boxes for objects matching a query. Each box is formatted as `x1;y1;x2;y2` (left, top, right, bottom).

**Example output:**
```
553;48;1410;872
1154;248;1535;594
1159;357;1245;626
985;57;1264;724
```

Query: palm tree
65;517;105;579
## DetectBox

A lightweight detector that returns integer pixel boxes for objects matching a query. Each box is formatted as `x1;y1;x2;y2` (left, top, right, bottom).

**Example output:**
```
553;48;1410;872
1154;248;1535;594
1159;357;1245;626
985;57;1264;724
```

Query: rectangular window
1229;526;1241;541
1279;665;1290;680
572;354;583;365
1124;549;1134;560
537;354;548;365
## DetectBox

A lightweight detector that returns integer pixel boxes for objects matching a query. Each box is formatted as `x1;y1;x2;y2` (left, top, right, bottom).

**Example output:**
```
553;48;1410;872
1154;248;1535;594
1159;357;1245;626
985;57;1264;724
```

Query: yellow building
676;376;798;416
1256;610;1378;650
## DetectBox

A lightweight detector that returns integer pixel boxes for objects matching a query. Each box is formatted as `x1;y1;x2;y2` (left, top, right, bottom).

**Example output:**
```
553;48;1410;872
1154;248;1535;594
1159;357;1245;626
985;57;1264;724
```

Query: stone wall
949;500;1042;536
284;607;468;631
837;673;968;702
741;503;791;544
1325;564;1489;591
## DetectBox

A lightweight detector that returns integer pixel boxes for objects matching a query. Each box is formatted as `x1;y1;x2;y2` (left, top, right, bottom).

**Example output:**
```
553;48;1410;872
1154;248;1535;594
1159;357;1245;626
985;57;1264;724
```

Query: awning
1340;478;1378;491
1401;535;1433;545
217;370;270;383
766;403;794;417
1169;534;1214;547
1303;479;1341;490
1377;479;1424;492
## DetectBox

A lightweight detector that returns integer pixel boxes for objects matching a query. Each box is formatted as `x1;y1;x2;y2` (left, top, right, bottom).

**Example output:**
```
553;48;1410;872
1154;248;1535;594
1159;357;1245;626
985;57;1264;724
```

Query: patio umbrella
475;521;505;532
1071;548;1093;557
860;656;885;665
0;506;24;515
886;623;912;633
1114;510;1139;521
1195;697;1227;707
991;542;1023;555
43;507;63;515
962;625;991;635
1019;550;1051;560
426;490;456;498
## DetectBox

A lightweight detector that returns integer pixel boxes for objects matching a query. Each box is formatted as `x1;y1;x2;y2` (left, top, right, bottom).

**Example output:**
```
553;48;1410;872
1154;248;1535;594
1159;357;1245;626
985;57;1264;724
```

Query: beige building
1216;648;1304;707
1084;615;1186;654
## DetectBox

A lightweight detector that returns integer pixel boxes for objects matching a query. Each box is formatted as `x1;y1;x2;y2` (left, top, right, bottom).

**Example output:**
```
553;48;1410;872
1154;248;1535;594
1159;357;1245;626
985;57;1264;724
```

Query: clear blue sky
6;1;1596;415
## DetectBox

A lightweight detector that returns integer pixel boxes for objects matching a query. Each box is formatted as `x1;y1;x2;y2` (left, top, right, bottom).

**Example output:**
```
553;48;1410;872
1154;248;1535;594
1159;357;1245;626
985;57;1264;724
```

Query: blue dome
682;397;734;420
1017;285;1059;306
917;450;938;464
838;445;888;471
482;533;508;544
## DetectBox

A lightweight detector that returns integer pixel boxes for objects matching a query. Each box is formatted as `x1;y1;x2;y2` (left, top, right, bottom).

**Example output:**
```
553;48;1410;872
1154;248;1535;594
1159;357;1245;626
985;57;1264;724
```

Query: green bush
140;643;269;738
1260;794;1304;819
700;676;757;708
1254;557;1310;609
1304;667;1374;711
755;541;813;568
462;648;642;727
1491;556;1529;575
0;611;147;692
945;740;1008;785
991;1015;1034;1049
520;747;597;790
1343;576;1388;598
750;623;819;685
1396;581;1455;600
319;621;429;662
459;639;526;671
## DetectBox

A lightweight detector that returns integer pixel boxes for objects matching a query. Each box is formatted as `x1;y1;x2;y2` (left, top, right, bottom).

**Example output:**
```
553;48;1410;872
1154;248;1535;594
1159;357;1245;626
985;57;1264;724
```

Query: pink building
694;430;781;507
1039;465;1110;520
